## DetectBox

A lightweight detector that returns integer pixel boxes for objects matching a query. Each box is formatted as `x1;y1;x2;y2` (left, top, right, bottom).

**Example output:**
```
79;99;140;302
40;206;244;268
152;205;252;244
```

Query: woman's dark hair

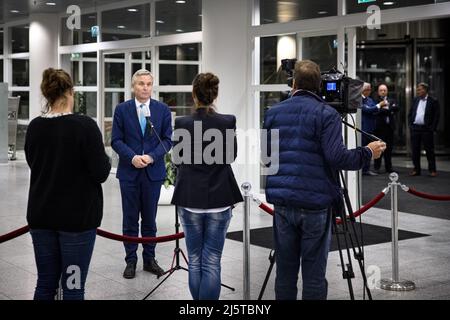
192;72;219;113
40;68;74;113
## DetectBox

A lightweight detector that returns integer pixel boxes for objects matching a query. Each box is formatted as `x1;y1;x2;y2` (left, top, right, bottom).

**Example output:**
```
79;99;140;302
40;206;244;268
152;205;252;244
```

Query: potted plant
159;152;176;205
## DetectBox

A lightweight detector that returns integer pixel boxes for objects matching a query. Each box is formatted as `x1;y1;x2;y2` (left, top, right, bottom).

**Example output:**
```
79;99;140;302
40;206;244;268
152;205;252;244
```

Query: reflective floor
0;154;449;300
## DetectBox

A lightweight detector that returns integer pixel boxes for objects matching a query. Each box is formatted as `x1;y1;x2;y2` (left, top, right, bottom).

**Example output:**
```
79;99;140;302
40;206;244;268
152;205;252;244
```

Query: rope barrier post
380;173;415;292
241;182;252;300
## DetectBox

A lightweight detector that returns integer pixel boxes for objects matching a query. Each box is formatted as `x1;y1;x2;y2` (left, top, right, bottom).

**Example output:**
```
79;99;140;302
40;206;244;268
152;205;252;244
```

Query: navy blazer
111;98;172;182
171;109;243;208
361;96;378;133
408;96;440;132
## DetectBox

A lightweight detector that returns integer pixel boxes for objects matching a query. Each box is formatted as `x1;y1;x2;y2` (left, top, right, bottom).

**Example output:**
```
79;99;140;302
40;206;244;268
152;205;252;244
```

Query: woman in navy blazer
171;73;243;300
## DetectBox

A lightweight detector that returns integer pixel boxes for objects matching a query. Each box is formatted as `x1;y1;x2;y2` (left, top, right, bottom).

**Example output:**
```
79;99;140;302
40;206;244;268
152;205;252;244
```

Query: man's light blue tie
139;104;146;136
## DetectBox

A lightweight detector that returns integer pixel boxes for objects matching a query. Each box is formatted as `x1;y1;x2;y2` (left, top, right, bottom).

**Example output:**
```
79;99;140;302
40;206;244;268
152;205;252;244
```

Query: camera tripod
257;171;372;300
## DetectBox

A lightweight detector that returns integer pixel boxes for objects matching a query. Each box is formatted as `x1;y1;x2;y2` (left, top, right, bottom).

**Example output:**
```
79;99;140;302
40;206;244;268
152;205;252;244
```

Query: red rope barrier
0;226;184;245
335;191;386;225
254;188;389;224
96;229;185;244
0;225;30;243
404;187;450;201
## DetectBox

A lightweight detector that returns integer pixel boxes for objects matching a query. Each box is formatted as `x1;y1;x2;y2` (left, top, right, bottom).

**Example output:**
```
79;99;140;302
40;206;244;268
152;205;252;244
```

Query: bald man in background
374;84;399;174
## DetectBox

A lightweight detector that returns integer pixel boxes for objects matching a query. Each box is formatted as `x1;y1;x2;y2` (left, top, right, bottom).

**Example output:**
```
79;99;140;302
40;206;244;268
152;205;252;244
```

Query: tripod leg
258;250;275;300
333;216;355;300
339;172;373;300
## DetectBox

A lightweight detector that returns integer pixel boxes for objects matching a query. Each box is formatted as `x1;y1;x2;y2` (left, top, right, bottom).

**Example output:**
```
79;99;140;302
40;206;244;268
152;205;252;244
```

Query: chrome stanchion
56;280;63;300
380;173;415;291
241;182;251;300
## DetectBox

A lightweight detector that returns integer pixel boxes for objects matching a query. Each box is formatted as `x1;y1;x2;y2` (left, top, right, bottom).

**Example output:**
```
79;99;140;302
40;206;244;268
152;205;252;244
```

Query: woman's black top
25;114;111;232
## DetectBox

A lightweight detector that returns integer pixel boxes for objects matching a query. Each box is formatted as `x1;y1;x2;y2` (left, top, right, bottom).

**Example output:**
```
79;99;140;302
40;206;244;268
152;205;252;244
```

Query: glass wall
102;4;150;41
302;35;337;72
346;0;449;14
260;35;297;84
11;25;29;53
155;0;201;36
158;43;200;86
259;0;337;24
61;13;98;46
0;28;3;55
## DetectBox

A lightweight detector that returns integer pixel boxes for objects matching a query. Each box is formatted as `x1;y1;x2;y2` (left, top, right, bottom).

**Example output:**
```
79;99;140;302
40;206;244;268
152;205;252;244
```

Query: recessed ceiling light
318;11;328;15
176;29;184;32
383;1;395;5
10;10;20;13
117;25;126;29
24;26;29;29
46;2;56;5
198;14;203;17
127;8;138;12
176;1;186;4
88;15;96;19
156;20;165;24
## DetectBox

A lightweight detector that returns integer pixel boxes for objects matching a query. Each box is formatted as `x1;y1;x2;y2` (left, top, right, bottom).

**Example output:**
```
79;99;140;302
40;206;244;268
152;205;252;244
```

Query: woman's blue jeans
30;229;96;300
178;207;232;300
273;206;332;300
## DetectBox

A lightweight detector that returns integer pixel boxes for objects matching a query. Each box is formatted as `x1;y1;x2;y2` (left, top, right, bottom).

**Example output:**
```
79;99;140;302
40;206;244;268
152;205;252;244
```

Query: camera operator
262;60;386;300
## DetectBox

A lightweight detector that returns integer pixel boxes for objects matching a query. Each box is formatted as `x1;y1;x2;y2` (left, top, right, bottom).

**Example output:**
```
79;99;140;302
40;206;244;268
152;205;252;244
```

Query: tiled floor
0;154;449;300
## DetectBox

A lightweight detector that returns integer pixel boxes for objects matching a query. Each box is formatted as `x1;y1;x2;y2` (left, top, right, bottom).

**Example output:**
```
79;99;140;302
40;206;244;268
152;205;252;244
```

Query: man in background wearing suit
361;82;380;176
112;69;172;279
408;83;440;177
374;84;399;174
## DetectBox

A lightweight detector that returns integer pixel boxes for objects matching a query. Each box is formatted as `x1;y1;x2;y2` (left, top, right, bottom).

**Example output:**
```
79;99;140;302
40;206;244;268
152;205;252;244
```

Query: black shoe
363;170;378;176
123;262;136;279
144;258;165;277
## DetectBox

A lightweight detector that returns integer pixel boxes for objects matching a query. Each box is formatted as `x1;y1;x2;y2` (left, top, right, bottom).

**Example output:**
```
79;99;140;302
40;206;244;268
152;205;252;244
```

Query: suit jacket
171;109;243;208
408;96;440;131
111;98;172;182
361;96;378;133
375;96;399;131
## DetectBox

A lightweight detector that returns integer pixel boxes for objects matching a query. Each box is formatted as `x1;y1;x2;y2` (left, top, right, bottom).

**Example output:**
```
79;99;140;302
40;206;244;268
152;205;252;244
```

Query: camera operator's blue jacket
263;91;372;209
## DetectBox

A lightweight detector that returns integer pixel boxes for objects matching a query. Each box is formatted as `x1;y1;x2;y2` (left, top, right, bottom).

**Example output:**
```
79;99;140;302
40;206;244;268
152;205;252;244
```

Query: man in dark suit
408;83;440;177
374;84;399;173
361;82;380;176
111;69;172;279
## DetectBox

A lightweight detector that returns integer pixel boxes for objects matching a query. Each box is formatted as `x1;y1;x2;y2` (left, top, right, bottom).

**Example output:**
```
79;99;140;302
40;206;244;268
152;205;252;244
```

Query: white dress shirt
413;95;428;125
135;98;150;118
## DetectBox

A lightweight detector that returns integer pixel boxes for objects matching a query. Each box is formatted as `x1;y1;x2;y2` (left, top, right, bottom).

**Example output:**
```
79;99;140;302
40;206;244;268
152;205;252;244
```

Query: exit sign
358;0;376;3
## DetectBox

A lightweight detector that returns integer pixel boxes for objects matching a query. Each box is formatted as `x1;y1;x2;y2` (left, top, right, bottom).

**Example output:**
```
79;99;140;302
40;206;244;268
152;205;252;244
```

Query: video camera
281;58;364;114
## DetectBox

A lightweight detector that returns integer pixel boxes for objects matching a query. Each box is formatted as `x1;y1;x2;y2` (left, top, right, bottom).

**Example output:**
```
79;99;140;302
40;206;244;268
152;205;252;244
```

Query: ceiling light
88;15;96;19
127;8;138;12
176;1;186;4
117;25;126;29
10;10;20;13
46;2;56;5
383;1;395;5
318;11;328;15
176;29;184;32
156;20;165;24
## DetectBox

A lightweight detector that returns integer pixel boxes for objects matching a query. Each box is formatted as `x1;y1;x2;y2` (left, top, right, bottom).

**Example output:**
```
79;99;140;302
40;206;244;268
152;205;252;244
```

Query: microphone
142;105;153;136
142;104;170;155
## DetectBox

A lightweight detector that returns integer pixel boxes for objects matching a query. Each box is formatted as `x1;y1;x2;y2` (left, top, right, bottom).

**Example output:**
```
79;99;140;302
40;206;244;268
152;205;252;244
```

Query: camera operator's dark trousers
411;124;436;174
374;124;394;172
273;206;332;300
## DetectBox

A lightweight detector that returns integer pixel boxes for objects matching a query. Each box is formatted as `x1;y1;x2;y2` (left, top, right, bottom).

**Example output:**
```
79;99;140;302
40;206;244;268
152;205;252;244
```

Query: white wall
202;0;251;187
29;14;59;119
